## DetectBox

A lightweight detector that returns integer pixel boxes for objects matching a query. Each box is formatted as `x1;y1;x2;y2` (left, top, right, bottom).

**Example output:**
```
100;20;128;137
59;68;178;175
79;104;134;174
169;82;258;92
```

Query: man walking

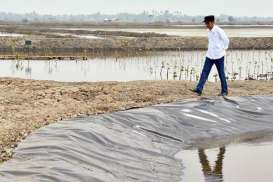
192;15;229;96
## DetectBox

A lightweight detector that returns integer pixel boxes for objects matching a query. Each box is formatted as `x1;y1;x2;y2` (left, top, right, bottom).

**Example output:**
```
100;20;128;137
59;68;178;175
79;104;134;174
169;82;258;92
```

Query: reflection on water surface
176;141;273;182
0;50;272;82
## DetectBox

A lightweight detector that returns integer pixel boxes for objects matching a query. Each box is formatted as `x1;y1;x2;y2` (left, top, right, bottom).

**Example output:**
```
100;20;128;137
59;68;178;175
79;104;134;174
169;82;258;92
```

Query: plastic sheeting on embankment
1;95;273;182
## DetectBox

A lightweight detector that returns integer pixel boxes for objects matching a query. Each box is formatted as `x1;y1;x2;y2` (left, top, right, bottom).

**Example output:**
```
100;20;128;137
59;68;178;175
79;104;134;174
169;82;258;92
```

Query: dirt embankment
0;36;272;58
1;78;273;162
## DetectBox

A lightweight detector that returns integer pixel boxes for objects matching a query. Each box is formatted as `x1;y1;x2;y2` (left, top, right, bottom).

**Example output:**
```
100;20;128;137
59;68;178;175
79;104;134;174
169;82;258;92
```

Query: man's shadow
198;147;226;182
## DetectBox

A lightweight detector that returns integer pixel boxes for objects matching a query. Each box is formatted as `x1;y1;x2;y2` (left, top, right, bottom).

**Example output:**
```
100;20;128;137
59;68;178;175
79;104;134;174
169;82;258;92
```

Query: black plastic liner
1;95;273;182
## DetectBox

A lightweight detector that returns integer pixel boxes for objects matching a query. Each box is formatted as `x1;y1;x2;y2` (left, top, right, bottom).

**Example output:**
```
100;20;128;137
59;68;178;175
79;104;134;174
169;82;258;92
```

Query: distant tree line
0;11;273;24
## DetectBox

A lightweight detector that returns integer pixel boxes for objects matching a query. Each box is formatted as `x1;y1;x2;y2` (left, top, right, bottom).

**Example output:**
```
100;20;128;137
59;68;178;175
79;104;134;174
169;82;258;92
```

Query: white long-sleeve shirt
206;25;229;60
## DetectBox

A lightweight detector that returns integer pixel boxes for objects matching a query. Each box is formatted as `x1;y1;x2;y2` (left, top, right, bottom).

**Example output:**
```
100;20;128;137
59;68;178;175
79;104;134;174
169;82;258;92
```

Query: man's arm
218;28;229;50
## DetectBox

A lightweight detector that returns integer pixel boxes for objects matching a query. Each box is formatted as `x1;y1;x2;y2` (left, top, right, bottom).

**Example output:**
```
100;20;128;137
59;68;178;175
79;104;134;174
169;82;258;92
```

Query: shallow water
55;27;273;37
0;50;272;82
0;32;24;37
175;141;273;182
55;32;104;39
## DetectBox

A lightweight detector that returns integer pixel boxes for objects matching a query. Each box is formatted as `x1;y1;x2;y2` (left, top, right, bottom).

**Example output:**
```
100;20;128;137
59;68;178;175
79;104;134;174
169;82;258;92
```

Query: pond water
56;27;273;37
0;32;24;37
0;50;272;82
175;140;273;182
55;33;104;39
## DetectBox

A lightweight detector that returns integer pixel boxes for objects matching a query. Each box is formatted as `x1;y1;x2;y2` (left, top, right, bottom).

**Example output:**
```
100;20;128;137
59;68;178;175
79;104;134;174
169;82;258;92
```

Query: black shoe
219;92;228;97
190;89;202;96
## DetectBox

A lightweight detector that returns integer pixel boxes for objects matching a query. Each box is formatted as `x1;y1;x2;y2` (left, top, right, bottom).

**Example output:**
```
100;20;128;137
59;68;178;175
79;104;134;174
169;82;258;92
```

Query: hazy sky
1;0;273;17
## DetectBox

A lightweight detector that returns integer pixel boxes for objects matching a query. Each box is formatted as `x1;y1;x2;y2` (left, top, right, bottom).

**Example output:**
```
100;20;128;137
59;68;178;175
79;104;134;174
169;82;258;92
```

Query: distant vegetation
0;11;273;24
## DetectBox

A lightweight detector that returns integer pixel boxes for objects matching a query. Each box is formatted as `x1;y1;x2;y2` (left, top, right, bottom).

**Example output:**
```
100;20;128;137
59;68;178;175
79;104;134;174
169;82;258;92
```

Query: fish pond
0;50;272;82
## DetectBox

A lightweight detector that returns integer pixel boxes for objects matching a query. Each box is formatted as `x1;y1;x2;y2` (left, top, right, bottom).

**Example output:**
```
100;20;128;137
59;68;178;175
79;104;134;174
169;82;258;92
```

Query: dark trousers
196;57;228;93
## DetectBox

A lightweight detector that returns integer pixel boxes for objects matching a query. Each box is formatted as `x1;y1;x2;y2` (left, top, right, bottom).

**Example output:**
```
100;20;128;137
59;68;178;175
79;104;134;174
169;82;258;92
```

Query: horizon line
0;11;273;18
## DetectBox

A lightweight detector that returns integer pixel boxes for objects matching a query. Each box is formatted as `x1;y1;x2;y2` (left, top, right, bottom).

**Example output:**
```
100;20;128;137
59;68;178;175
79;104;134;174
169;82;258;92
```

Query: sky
1;0;273;17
